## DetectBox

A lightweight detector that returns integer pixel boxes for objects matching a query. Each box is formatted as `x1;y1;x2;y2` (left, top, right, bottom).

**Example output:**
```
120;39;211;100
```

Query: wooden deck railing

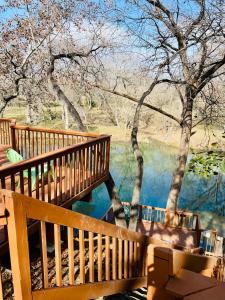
10;125;99;159
122;202;200;231
0;190;148;300
0;135;110;207
0;118;16;146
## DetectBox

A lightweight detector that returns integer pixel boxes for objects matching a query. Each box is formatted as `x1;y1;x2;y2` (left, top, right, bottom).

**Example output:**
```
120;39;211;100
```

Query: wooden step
165;268;217;299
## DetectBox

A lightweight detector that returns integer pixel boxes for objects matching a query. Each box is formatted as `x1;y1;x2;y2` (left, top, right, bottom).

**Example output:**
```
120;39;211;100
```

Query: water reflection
73;140;225;227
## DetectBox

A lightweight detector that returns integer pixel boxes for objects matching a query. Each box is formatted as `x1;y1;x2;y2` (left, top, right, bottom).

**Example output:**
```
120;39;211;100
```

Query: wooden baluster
53;133;56;151
74;151;77;196
129;240;133;278
105;236;110;280
102;141;106;173
65;154;68;198
36;132;38;156
79;229;85;284
20;130;23;156
47;161;51;203
41;163;45;201
96;143;100;179
97;233;102;281
48;133;51;152
19;171;24;194
28;130;31;158
83;148;86;189
35;165;39;200
90;145;93;184
28;167;32;197
44;132;47;153
32;131;35;157
137;242;141;277
95;144;98;181
134;241;138;276
59;157;62;203
57;134;60;149
17;129;20;153
87;146;90;186
112;237;117;280
89;232;94;283
67;227;74;285
69;153;72;197
54;224;62;287
118;239;122;279
78;150;81;193
40;132;43;155
105;138;110;174
10;174;15;191
124;240;128;279
54;159;57;205
40;221;48;288
24;130;27;157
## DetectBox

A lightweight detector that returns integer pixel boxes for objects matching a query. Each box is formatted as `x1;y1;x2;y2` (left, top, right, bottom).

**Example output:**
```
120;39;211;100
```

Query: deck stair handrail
0;190;148;300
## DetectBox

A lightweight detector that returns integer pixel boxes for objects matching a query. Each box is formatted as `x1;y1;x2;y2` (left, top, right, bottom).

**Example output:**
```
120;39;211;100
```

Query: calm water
73;140;225;222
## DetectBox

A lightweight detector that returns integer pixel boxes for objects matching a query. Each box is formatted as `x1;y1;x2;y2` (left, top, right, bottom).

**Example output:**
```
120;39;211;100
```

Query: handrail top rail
0;118;16;123
11;124;101;138
121;201;199;217
2;190;146;243
0;134;110;176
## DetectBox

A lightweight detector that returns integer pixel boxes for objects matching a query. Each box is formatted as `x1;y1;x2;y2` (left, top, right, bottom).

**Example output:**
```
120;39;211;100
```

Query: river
73;140;225;235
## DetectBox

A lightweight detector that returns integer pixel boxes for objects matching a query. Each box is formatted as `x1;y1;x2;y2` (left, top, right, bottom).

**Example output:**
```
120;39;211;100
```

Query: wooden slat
89;232;94;283
112;237;117;280
124;240;128;279
35;165;39;199
129;240;133;278
47;161;51;202
41;163;45;201
118;239;122;280
98;233;102;281
134;241;138;276
40;221;48;288
105;236;110;281
54;224;62;287
79;229;85;284
67;227;74;285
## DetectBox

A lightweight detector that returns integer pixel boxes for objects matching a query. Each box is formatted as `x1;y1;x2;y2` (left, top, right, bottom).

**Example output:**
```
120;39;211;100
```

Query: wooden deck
0;119;111;254
137;221;198;249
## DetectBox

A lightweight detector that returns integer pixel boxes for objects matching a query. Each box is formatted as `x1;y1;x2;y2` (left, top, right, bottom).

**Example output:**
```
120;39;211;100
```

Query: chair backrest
6;148;24;163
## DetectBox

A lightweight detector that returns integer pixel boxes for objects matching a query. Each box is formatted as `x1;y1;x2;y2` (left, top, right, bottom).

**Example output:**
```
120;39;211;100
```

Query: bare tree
94;0;225;215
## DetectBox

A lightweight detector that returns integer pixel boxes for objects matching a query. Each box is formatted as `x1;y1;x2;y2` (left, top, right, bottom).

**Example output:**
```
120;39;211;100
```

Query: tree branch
92;83;182;125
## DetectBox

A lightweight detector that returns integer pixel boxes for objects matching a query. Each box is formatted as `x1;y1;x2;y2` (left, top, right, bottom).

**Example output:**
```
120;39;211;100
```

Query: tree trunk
128;127;143;231
47;52;126;228
105;173;127;229
166;88;194;213
47;57;87;132
62;103;69;129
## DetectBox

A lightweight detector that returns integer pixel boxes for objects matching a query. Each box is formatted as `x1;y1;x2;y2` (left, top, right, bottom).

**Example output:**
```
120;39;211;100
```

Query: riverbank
95;125;225;150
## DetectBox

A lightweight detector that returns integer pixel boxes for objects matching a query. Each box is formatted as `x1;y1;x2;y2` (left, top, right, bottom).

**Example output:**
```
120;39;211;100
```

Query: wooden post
3;190;32;300
10;123;17;150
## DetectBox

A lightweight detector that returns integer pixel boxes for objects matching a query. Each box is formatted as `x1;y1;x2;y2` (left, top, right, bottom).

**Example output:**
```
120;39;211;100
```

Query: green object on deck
6;148;55;191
